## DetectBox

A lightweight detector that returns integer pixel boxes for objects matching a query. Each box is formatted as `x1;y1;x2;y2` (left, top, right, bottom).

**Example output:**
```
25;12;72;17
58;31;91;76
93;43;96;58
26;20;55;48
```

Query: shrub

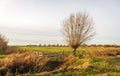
0;34;8;53
4;46;23;54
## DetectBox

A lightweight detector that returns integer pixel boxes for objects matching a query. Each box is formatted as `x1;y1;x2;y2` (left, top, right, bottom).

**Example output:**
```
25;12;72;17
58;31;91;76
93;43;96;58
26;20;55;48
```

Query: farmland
20;46;120;55
0;46;120;76
1;0;120;75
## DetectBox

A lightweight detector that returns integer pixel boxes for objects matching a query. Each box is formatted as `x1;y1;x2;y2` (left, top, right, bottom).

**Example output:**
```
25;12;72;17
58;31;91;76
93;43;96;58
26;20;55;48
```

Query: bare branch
62;11;95;56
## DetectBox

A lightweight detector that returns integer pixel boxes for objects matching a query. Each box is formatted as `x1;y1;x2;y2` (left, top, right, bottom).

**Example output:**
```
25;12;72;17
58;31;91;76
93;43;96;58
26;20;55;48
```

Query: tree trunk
73;48;77;56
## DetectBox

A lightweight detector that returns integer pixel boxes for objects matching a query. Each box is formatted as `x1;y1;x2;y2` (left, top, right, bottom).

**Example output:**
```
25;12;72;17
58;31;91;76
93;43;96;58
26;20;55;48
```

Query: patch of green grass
0;54;8;58
52;71;84;76
106;58;120;65
51;57;120;76
91;57;120;73
52;72;120;76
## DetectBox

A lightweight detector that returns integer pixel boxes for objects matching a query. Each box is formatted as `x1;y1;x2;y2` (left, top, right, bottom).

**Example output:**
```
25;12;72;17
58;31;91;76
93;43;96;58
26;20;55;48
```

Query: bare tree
0;34;8;53
62;11;95;56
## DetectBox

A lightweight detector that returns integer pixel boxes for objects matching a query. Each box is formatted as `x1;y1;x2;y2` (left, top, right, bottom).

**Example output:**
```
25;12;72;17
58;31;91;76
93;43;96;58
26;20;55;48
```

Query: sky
0;0;120;45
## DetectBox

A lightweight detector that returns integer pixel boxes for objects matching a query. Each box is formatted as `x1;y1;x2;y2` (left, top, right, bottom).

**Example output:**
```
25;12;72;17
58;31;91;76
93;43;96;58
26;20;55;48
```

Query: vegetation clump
0;51;63;76
0;34;8;54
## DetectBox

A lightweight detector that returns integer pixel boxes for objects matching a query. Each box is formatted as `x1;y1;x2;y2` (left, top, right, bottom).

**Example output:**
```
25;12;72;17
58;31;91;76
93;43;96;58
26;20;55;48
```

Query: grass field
19;46;120;55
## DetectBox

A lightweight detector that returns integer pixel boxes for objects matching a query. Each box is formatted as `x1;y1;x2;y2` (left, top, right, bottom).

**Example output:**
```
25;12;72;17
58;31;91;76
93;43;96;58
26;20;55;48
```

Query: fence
33;51;64;60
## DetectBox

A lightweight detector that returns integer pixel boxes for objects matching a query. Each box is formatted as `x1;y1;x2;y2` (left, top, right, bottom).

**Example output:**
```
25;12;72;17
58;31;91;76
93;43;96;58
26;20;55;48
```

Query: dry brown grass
0;51;53;75
1;49;119;75
89;50;120;57
0;59;3;67
53;55;94;73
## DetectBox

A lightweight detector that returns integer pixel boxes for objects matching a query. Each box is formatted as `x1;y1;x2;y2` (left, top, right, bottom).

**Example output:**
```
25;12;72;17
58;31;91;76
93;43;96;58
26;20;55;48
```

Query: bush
0;51;59;75
0;34;8;53
4;46;23;54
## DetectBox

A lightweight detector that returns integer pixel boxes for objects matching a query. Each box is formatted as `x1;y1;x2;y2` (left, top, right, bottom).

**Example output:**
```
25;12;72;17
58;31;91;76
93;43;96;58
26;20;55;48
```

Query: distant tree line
26;44;120;47
27;44;69;47
80;44;120;48
87;44;120;47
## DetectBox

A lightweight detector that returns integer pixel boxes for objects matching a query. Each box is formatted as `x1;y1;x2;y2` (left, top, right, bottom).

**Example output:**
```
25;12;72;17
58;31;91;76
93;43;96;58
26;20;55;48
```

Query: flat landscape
0;46;120;76
0;0;120;76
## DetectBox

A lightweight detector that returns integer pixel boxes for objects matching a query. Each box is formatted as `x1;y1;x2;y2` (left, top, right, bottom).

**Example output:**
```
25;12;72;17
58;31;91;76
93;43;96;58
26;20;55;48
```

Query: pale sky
0;0;120;45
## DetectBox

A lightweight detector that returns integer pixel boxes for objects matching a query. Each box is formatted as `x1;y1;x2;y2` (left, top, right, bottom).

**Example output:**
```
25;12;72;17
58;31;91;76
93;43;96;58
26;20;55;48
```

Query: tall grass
0;51;63;76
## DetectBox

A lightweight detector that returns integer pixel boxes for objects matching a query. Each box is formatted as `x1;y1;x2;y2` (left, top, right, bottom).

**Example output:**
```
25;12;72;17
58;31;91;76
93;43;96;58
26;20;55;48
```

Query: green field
19;46;120;55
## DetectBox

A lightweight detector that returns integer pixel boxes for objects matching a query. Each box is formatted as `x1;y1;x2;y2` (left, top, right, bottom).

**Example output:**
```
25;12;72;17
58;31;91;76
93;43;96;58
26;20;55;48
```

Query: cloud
0;0;120;45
